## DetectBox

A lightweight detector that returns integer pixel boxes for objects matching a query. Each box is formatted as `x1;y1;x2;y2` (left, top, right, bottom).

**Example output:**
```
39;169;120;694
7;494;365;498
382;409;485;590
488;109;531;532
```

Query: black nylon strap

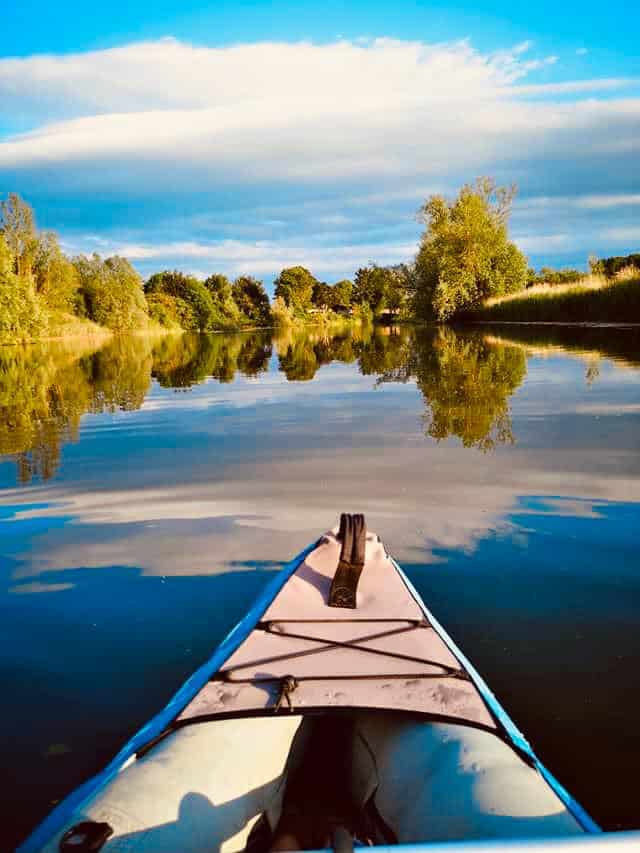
329;513;367;609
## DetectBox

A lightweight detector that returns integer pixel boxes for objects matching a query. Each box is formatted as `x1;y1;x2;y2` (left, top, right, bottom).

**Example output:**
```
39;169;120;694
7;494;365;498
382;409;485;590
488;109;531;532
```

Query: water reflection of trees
0;332;275;483
6;322;635;483
412;328;526;450
152;333;272;388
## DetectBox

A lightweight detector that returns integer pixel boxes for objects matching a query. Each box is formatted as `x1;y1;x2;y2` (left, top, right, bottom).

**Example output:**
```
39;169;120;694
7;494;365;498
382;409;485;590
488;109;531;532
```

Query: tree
75;254;148;331
147;291;194;329
0;235;43;339
0;193;38;277
232;276;271;324
332;279;353;309
273;266;316;313
204;273;233;303
412;178;528;320
33;232;80;312
353;265;404;315
598;253;640;278
205;272;245;325
311;280;335;309
146;270;217;331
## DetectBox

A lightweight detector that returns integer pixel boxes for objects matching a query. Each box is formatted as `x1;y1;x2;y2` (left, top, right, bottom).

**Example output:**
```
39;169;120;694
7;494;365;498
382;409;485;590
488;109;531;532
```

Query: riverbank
0;308;368;347
464;269;640;323
0;311;181;346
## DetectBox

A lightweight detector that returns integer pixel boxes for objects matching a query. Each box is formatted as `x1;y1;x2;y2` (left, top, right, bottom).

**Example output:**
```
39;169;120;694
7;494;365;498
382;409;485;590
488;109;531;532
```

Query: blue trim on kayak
391;558;601;834
17;540;319;853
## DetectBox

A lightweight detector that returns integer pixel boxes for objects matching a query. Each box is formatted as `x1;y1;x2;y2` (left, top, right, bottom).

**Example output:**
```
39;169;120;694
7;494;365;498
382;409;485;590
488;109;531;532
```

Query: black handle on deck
328;513;367;609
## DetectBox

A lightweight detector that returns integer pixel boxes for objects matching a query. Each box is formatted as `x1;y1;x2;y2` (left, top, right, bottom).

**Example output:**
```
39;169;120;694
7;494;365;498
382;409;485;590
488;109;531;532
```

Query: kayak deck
23;520;598;853
179;529;495;728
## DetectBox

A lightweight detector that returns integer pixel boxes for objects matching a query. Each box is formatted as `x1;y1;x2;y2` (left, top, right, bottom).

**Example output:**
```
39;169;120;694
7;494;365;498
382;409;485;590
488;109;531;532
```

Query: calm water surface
1;324;639;847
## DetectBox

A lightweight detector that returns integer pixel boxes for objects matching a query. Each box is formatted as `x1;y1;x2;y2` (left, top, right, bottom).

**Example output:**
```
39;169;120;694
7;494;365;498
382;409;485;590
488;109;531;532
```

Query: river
1;323;639;847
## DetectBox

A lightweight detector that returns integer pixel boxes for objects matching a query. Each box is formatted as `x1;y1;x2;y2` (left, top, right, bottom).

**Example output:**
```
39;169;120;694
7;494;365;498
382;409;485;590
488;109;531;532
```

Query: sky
1;0;639;289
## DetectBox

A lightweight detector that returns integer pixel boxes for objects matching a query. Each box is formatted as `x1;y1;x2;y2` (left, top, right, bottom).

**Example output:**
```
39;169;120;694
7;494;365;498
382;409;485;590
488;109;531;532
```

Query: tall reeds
466;267;640;323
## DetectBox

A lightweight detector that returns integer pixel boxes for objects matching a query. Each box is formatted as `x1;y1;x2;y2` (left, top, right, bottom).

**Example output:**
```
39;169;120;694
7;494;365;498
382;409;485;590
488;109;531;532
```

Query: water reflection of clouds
3;442;639;587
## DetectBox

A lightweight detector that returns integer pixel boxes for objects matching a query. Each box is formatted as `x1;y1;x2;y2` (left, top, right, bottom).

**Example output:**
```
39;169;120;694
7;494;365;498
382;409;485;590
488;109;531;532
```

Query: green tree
412;178;528;320
311;280;335;309
353;265;404;315
146;291;195;329
74;254;148;331
204;273;234;303
0;193;38;277
0;235;43;340
232;276;271;324
598;253;640;278
274;266;316;313
332;279;353;309
33;232;80;312
146;270;217;331
205;272;245;326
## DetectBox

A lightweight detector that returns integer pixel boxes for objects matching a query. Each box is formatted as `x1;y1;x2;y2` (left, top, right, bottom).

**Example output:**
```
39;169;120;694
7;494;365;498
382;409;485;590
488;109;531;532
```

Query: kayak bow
20;515;615;853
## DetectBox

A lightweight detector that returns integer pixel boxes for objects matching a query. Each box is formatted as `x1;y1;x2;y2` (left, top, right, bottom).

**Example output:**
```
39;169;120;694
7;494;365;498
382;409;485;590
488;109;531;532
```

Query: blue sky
1;0;639;288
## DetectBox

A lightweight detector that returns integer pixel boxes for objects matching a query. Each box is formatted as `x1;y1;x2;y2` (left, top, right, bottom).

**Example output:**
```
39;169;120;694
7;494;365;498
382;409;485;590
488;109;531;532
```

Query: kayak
19;515;622;852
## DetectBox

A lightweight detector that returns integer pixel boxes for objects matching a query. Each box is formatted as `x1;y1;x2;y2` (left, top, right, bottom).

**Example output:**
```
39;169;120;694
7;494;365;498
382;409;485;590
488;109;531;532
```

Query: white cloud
604;226;640;243
67;236;416;275
512;233;573;253
578;194;640;209
509;77;635;95
1;38;638;187
0;37;638;270
517;193;640;211
0;37;553;117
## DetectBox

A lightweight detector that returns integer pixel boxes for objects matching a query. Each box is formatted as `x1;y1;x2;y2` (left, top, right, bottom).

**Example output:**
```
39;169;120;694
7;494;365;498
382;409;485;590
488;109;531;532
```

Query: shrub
271;295;295;328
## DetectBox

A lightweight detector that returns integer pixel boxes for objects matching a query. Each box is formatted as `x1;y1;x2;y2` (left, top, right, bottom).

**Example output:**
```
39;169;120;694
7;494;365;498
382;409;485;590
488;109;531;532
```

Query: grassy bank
0;310;187;346
464;268;640;324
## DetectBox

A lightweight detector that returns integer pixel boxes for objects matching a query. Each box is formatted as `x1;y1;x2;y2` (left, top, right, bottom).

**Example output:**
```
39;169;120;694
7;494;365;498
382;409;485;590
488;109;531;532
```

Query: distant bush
527;266;584;288
271;295;295;328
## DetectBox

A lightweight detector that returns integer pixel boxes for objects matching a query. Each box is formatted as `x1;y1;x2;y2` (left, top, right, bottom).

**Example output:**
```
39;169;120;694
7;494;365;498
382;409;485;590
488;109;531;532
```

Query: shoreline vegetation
464;267;640;324
1;184;638;345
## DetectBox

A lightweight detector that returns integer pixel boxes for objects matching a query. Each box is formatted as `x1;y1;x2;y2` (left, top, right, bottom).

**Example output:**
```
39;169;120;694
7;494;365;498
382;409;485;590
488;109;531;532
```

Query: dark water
1;324;639;847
